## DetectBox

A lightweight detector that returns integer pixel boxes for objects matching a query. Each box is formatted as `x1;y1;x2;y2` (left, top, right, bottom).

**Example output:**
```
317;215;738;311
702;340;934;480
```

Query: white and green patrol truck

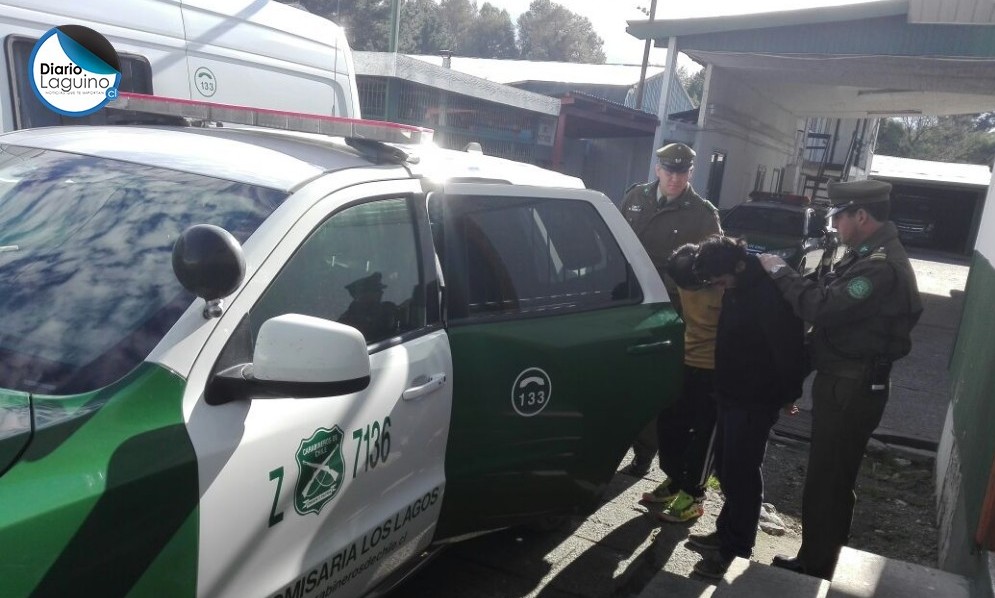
0;95;684;597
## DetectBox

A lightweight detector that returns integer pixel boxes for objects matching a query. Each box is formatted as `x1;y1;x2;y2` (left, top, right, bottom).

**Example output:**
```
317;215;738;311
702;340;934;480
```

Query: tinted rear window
723;205;805;237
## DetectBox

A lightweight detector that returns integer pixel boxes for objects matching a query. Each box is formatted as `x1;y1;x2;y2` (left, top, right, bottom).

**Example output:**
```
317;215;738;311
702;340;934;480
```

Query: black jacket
714;255;807;408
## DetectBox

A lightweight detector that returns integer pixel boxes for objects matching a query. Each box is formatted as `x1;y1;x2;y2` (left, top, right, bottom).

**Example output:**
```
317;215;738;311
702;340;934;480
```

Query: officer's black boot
771;555;807;574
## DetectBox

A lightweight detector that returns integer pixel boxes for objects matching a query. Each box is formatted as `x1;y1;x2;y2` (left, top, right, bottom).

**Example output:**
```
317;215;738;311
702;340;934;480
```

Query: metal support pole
634;0;658;111
389;0;401;53
647;35;679;182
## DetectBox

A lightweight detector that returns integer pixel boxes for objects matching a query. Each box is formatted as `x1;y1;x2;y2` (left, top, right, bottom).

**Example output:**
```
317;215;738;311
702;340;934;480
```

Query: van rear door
180;0;359;117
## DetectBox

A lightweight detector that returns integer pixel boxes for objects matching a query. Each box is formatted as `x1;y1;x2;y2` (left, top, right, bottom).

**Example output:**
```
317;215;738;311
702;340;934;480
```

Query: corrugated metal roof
354;52;561;116
622;70;696;114
626;0;908;38
406;55;666;86
909;0;995;24
870;154;992;187
660;15;995;58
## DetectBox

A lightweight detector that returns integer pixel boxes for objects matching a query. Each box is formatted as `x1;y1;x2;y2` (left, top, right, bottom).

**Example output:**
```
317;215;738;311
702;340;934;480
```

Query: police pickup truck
721;192;841;277
0;95;683;597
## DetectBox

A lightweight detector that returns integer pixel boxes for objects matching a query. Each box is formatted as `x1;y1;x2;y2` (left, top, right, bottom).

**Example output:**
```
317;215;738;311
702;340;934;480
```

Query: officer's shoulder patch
846;276;873;300
868;247;887;261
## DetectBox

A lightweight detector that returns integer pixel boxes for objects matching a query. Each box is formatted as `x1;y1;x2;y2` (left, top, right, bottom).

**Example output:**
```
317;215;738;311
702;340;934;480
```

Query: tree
677;66;705;106
438;0;477;53
463;3;518;58
398;0;447;54
875;114;995;165
517;0;606;63
297;0;393;51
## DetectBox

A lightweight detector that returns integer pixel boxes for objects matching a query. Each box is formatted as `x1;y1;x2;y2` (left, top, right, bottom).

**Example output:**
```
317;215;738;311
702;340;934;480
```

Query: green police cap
656;143;695;173
826;179;892;218
345;272;387;296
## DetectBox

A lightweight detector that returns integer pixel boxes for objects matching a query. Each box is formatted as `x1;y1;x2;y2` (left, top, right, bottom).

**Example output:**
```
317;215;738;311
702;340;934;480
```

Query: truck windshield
0;145;286;395
723;205;805;237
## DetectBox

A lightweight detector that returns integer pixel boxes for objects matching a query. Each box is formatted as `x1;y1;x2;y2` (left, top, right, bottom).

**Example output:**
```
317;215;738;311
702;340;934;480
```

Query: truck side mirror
206;314;371;405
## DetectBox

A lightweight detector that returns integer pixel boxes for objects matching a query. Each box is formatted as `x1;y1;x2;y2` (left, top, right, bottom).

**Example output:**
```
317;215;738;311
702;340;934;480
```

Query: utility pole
634;0;658;111
389;0;401;53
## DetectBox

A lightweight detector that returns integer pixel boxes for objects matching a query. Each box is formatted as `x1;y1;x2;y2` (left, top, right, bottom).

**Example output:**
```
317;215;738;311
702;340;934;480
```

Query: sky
481;0;885;65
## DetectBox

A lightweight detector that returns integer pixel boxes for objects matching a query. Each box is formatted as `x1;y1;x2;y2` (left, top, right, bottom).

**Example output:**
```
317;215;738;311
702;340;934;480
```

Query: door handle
626;340;673;355
402;373;447;401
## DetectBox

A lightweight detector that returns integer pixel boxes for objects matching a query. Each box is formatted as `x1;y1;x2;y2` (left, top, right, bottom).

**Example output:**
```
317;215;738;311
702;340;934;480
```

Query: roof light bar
107;93;434;144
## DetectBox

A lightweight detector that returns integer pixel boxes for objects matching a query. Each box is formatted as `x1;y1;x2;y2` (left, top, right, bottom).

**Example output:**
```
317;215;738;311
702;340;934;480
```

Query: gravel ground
757;434;939;569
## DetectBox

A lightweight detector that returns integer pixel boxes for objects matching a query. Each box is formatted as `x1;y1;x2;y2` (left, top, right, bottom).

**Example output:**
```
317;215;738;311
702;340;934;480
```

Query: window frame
212;192;441;381
431;188;643;326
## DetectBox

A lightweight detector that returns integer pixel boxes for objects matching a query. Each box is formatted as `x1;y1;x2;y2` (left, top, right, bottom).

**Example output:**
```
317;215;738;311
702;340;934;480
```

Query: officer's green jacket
770;221;923;377
620;181;721;295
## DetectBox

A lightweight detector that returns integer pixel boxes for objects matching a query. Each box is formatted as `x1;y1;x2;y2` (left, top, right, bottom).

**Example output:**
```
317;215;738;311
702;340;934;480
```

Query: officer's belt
817;360;870;380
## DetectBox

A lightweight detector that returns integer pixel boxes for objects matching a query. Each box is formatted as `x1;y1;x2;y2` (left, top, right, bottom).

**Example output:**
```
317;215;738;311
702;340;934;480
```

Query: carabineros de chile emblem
295;426;345;516
846;276;873;300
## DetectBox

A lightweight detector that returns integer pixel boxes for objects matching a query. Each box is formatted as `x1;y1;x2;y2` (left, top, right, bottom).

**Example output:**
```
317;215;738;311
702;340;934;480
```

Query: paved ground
396;251;966;597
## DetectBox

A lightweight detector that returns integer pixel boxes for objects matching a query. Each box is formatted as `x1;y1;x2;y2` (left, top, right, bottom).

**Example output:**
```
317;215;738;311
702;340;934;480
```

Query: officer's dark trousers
630;420;657;472
714;403;780;560
657;365;717;497
799;371;888;579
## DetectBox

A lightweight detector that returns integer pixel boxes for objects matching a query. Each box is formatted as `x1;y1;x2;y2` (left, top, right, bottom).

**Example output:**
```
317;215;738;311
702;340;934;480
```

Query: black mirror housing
172;224;246;300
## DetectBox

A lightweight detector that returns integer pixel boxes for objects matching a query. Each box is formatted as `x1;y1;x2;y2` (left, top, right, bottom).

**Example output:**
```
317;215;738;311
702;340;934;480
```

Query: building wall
938;174;995;594
581;136;657;205
691;67;799;209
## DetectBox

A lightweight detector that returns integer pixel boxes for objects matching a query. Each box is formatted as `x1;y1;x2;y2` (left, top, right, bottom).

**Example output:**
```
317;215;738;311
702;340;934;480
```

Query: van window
438;195;640;320
6;36;153;129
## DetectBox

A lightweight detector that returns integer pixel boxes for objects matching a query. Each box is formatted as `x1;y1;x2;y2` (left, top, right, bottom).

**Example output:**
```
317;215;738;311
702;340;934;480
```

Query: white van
0;0;361;131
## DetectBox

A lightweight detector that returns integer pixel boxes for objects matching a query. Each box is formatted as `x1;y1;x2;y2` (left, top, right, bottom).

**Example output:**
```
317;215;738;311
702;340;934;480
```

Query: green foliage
283;0;606;62
398;0;447;54
875;114;995;165
516;0;606;63
465;3;519;58
677;66;705;106
438;0;476;53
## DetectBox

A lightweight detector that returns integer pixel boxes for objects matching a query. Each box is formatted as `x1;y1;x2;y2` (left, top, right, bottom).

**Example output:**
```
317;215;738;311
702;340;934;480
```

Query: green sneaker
658;490;704;523
641;482;677;504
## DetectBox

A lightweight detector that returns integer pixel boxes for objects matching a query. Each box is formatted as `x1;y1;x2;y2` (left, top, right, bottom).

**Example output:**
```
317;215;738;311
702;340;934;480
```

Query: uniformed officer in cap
617;142;722;477
758;179;923;579
621;143;722;299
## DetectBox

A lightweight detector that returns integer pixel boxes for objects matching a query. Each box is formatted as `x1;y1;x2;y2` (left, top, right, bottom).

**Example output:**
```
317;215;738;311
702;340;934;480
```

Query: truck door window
6;36;153;129
250;197;425;348
441;195;640;320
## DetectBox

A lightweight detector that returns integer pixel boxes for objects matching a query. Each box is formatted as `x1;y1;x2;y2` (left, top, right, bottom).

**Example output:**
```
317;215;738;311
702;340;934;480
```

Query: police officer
618;143;721;477
758;180;923;579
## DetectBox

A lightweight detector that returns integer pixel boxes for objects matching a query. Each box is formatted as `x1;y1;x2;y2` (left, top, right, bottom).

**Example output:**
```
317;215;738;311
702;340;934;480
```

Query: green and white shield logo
847;276;873;300
295;426;345;516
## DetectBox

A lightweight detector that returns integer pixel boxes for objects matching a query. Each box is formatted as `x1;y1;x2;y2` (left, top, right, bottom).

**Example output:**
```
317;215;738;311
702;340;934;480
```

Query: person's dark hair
666;243;703;290
693;235;748;281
